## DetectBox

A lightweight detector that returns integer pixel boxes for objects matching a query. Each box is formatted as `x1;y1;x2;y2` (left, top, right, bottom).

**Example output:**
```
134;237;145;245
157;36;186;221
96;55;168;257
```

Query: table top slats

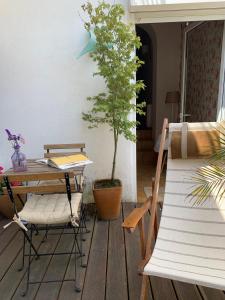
1;160;84;182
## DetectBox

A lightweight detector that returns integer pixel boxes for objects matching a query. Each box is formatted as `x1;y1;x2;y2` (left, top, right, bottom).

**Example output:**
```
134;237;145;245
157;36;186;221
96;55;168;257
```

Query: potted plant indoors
81;1;145;220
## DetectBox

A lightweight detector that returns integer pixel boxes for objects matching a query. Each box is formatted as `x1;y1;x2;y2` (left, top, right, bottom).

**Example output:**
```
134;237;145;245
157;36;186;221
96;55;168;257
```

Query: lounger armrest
122;198;152;233
138;258;150;274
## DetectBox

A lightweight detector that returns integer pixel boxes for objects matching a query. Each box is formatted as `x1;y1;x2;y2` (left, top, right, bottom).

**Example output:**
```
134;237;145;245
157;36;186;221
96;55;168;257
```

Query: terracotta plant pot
0;194;25;219
93;179;122;220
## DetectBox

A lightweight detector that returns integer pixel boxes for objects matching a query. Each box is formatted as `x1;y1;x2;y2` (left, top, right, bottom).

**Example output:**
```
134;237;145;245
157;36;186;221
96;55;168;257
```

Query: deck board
0;231;43;299
123;203;153;300
0;230;23;281
0;223;19;254
173;281;202;300
34;231;71;300
81;217;109;300
199;286;225;300
58;216;95;300
0;203;225;300
12;230;63;300
106;211;128;300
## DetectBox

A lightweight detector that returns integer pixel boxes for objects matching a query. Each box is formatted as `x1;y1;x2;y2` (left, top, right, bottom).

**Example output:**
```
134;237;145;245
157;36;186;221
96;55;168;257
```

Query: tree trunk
111;130;118;181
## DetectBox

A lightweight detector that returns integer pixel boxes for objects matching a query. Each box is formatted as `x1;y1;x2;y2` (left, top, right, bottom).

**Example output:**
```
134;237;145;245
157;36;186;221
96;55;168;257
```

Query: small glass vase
11;149;27;172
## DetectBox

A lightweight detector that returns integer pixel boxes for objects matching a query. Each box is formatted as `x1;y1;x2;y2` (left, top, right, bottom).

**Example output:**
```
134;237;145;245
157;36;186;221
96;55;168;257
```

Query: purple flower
5;129;12;139
5;129;25;150
18;134;25;144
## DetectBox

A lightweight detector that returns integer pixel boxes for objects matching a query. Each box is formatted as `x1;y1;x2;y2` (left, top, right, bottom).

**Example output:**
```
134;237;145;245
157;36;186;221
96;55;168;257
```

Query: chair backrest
44;143;85;158
0;172;78;196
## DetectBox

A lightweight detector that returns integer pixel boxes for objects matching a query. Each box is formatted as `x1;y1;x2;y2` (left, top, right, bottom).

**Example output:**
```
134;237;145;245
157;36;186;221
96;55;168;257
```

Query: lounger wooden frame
122;118;168;300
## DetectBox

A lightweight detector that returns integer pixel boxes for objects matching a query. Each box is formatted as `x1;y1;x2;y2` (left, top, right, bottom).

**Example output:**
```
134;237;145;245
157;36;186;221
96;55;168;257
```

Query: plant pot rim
93;179;122;190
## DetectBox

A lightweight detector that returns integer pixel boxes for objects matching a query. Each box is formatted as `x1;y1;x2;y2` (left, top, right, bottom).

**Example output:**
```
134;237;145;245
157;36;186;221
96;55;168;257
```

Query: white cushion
18;193;82;225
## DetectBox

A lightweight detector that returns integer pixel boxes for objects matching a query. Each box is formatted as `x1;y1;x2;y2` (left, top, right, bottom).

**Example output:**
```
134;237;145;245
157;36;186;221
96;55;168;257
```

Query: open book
36;154;93;170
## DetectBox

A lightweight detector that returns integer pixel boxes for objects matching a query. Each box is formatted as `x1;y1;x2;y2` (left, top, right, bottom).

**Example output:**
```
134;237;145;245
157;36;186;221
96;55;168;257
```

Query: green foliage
81;1;145;180
190;122;225;205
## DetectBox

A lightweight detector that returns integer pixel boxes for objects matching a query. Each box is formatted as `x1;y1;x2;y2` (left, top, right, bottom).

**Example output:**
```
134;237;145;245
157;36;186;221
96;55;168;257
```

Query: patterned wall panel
186;21;224;122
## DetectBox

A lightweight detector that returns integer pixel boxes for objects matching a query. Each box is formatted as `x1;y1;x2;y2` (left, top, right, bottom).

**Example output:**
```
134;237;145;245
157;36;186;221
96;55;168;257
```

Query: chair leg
22;229;39;259
140;275;148;300
80;215;86;242
33;224;39;236
74;228;81;293
21;228;33;296
74;230;83;257
42;224;48;243
18;233;26;271
76;225;86;268
81;204;90;234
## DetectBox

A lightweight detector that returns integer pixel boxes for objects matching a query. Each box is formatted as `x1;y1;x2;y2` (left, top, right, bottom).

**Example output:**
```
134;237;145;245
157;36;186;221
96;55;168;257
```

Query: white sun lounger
123;119;225;299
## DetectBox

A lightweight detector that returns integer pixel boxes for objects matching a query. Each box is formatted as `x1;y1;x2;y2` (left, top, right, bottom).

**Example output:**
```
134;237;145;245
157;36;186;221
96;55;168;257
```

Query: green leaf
81;1;145;179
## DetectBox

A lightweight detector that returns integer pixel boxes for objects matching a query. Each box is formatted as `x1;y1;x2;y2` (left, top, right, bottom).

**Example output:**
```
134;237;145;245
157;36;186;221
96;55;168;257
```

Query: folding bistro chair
43;143;89;233
1;171;84;296
123;119;225;299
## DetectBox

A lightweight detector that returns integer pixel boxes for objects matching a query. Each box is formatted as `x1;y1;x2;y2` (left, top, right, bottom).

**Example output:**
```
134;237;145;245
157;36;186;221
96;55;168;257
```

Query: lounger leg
138;219;146;259
154;208;158;241
140;275;148;300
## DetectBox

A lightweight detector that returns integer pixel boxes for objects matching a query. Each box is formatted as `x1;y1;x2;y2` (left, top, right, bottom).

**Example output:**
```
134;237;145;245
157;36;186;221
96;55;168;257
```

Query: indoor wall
185;21;224;122
138;22;182;139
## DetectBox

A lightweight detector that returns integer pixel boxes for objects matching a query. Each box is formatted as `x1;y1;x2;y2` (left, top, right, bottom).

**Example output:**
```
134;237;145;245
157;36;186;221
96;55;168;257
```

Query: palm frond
208;122;225;163
210;148;225;163
189;164;225;205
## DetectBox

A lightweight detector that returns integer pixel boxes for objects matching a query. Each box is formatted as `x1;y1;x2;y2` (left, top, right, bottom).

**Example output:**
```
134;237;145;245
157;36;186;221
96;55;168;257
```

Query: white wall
132;0;225;4
140;23;181;138
0;0;137;202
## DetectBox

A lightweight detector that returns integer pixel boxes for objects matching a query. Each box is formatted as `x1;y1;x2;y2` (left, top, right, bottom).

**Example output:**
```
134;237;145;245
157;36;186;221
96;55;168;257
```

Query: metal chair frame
3;172;87;296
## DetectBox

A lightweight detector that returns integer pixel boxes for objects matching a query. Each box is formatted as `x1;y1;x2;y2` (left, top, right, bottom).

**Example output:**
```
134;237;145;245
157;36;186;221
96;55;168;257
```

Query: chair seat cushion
18;193;82;225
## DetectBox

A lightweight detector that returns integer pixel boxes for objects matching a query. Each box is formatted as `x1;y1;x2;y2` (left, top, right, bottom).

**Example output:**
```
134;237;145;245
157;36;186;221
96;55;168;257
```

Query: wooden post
138;218;146;259
143;119;168;265
151;177;158;240
140;275;148;300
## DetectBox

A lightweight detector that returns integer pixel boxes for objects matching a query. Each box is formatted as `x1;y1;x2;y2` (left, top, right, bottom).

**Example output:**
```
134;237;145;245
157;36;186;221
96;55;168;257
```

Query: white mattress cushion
19;193;82;225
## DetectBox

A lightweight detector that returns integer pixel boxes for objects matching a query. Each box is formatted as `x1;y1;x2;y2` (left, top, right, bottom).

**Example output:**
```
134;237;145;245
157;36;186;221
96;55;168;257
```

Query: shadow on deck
0;203;224;300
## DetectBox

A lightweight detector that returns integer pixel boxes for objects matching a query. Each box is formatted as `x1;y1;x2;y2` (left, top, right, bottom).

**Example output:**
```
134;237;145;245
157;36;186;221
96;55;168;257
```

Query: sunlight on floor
137;161;166;203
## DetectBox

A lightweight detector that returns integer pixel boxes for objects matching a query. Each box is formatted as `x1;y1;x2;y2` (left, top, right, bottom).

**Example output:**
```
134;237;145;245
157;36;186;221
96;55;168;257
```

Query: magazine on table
36;154;93;170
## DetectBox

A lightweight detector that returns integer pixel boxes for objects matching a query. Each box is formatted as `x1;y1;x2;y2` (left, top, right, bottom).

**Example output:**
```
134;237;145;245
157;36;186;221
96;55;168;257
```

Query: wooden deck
0;203;225;300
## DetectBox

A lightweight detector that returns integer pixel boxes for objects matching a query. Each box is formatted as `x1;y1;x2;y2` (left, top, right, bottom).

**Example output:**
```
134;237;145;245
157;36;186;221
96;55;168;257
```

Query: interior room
136;20;225;202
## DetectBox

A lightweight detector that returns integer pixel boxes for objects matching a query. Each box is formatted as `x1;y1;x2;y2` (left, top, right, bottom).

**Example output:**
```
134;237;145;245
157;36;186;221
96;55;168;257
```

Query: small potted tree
82;1;145;220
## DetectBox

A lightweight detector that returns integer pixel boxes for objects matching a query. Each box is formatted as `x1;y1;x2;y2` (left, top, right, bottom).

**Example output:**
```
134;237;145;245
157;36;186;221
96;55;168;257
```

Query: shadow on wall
136;23;157;139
